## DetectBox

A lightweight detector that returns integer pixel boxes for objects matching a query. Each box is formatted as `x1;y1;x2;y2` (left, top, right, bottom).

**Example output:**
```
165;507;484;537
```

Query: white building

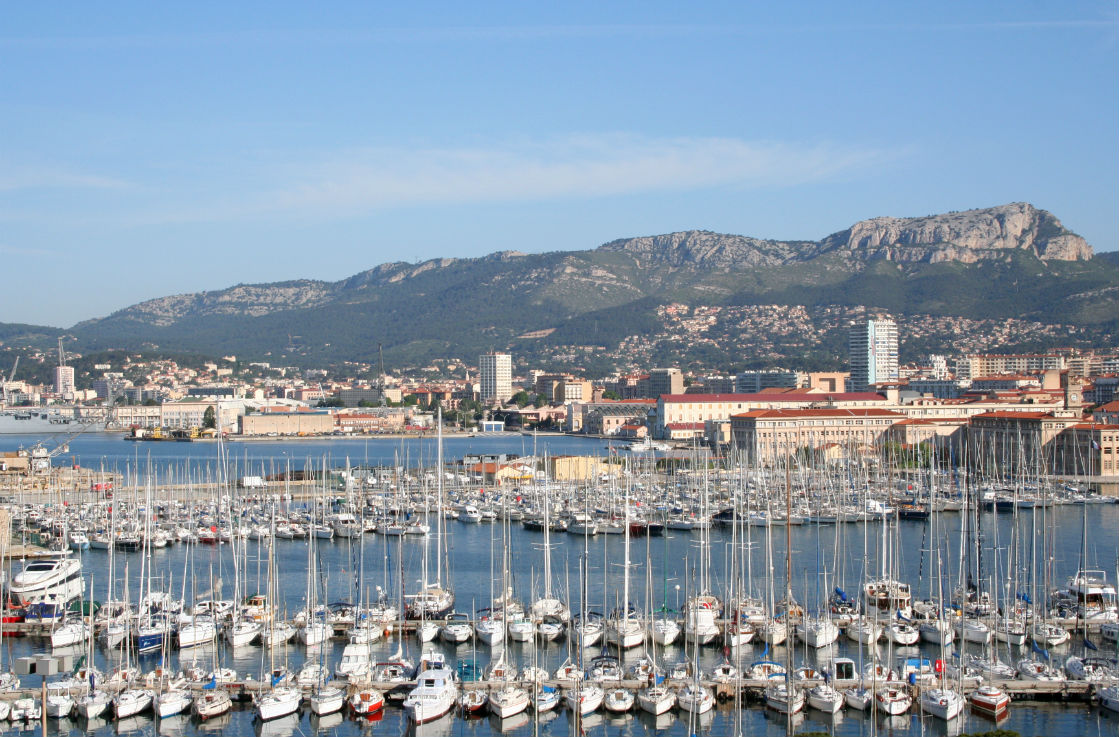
54;366;76;399
849;317;898;391
479;353;513;404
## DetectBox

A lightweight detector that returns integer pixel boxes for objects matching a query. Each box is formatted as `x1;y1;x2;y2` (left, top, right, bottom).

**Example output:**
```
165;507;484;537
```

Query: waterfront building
161;400;219;430
1050;421;1119;477
566;399;654;433
730;407;906;464
849;316;898;391
966;411;1081;471
654;390;887;439
239;410;335;436
112;405;162;429
547;455;624;482
335;407;409;433
581;404;651;436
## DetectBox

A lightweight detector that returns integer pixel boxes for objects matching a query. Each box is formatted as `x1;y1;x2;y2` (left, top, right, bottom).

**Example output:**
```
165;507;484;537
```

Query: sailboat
606;480;644;649
253;514;302;722
684;464;723;647
406;408;455;620
637;540;676;717
763;461;805;717
529;472;571;638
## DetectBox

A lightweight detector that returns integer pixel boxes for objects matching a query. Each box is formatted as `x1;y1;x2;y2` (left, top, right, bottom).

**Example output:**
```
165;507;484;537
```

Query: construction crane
377;343;387;406
2;355;18;407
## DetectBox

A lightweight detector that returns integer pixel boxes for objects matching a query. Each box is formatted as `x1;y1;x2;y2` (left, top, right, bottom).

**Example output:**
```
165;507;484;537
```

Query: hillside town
2;316;1117;491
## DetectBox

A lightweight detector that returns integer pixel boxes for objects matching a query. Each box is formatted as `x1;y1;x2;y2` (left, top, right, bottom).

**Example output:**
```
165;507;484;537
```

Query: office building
647;368;684;397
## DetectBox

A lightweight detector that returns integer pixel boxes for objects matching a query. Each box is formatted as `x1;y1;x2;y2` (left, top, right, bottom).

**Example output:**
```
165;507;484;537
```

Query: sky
1;2;1116;327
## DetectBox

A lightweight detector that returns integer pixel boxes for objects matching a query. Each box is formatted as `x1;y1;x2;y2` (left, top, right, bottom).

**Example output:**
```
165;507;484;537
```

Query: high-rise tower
479;353;512;404
849;317;898;391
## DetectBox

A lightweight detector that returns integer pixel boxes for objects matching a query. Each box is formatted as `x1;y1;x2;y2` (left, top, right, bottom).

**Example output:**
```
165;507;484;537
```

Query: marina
0;432;1116;736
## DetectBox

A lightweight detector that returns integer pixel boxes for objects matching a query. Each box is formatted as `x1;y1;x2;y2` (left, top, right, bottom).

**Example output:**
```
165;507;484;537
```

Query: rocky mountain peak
596;203;1091;269
596;229;806;269
823;202;1092;263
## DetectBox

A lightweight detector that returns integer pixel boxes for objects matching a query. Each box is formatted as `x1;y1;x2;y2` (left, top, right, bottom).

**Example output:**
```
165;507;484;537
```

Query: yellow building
547;455;625;482
239;411;335;436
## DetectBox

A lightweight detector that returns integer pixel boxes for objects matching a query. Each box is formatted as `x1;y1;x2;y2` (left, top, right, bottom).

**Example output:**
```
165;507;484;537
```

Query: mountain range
3;202;1115;373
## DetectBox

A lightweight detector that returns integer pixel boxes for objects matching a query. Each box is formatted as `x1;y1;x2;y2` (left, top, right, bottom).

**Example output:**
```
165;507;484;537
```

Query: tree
533;394;547;408
602;390;621;400
203;406;216;429
512;390;531;408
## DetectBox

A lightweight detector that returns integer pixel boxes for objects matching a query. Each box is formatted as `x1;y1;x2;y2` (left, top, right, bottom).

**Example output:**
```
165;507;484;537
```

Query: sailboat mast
622;480;631;628
435;406;443;587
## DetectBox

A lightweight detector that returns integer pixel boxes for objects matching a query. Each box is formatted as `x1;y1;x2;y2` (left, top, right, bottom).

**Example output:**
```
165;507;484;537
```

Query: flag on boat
203;676;217;690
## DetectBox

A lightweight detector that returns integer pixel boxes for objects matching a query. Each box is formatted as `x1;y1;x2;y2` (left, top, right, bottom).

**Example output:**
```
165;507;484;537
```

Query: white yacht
403;664;458;723
254;686;301;720
1053;570;1118;622
919;687;964;720
8;556;83;606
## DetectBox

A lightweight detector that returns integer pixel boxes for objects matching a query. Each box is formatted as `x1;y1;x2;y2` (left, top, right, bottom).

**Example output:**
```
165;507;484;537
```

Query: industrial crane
2;356;19;407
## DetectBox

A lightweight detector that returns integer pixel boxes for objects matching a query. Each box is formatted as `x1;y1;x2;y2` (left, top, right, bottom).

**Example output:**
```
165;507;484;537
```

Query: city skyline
1;3;1116;327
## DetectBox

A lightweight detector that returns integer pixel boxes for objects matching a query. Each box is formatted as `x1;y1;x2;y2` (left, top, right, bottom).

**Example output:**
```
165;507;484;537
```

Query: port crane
1;356;18;407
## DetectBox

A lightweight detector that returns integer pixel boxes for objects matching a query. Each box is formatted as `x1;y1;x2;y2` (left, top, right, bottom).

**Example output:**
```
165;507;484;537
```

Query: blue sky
2;2;1116;327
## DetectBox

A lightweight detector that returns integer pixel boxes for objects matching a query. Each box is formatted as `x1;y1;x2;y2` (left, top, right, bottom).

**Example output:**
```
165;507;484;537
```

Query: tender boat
969;685;1009;718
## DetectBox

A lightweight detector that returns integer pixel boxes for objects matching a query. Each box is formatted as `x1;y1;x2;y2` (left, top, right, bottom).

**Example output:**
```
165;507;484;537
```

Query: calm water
2;433;1118;737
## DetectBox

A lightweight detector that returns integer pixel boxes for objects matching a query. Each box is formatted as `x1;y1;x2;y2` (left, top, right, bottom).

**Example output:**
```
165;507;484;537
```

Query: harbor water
1;432;1117;737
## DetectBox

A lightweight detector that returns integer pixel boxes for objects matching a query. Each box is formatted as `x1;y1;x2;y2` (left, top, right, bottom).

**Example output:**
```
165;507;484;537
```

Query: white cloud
0;243;55;257
0;164;129;193
254;135;895;218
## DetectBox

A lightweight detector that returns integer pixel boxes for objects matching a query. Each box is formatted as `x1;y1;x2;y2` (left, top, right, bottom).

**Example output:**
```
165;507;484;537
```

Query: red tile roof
731;408;904;419
661;391;884;404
